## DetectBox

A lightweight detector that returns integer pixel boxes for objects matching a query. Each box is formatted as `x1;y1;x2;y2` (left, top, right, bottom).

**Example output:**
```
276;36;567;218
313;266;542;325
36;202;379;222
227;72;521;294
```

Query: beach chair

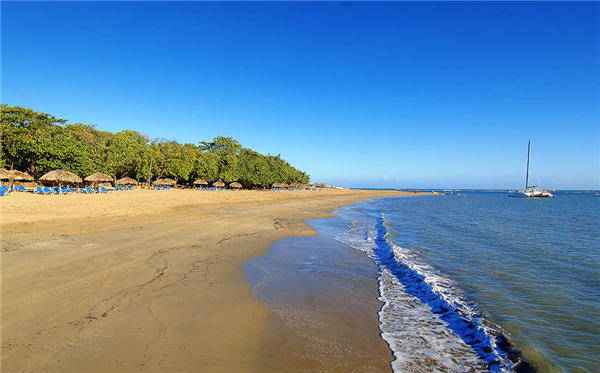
44;187;55;194
100;186;108;193
86;186;95;193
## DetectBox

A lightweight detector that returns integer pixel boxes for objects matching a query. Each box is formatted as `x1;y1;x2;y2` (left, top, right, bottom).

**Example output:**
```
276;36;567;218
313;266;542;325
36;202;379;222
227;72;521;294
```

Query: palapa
193;179;209;186
84;172;114;183
212;181;225;188
9;170;34;181
39;170;83;185
153;178;176;187
0;169;10;180
116;177;138;186
0;169;34;181
271;183;287;188
228;182;242;189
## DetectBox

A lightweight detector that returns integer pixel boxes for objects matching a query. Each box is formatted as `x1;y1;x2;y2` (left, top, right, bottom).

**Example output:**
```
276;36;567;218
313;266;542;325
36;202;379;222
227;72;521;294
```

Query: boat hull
508;189;554;198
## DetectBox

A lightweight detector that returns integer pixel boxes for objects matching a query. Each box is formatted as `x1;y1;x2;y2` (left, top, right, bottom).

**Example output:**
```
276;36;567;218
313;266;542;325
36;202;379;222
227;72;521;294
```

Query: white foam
334;209;512;372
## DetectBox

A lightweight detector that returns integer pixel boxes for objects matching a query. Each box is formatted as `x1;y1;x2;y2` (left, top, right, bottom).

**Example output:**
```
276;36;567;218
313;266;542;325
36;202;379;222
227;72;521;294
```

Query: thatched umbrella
271;183;287;189
116;177;138;186
0;169;11;180
84;172;114;187
193;179;209;186
229;182;242;189
9;170;34;181
0;169;34;188
39;169;82;186
153;178;176;187
212;181;225;188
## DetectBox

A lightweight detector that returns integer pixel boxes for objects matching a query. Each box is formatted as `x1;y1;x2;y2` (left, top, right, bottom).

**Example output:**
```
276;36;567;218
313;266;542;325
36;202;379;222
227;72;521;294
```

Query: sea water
246;191;599;372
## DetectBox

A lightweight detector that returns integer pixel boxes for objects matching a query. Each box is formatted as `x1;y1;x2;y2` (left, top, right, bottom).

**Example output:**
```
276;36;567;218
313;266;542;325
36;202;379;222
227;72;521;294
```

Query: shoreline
1;189;414;372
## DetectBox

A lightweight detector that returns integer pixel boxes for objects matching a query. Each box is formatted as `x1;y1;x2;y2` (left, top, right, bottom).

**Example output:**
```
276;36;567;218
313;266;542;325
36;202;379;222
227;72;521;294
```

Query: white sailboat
509;140;554;198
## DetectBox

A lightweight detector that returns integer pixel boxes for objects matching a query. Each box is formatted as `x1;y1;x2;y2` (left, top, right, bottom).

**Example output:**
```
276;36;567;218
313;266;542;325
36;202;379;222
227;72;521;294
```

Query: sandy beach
1;189;414;372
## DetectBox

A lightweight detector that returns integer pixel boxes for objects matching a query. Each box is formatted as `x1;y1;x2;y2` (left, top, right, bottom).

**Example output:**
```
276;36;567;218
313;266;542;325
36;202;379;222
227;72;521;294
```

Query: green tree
1;105;310;186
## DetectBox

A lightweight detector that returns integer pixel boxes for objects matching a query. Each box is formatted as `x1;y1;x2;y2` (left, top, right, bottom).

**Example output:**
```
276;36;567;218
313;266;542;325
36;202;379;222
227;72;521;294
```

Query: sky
2;1;599;189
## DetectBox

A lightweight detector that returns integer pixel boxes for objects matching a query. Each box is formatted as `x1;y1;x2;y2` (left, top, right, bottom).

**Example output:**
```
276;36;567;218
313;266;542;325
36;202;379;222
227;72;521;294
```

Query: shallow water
246;191;599;372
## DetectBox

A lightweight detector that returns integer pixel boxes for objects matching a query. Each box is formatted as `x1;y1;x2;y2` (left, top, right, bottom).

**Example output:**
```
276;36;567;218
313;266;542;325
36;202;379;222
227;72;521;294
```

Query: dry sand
1;189;414;372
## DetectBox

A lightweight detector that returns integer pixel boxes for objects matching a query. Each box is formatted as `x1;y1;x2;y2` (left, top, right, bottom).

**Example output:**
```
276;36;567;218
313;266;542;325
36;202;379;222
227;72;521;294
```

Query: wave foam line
373;214;516;372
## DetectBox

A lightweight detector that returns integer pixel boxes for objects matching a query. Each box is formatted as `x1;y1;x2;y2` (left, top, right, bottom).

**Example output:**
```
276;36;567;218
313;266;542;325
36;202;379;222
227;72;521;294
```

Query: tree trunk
147;158;153;186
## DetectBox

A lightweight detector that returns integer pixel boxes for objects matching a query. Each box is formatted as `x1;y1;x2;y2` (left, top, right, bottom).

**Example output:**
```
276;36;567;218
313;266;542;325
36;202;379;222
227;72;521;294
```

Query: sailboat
509;140;554;198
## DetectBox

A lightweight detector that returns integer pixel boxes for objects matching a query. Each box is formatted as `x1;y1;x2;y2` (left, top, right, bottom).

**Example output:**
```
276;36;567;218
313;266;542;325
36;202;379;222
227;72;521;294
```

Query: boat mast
525;139;531;189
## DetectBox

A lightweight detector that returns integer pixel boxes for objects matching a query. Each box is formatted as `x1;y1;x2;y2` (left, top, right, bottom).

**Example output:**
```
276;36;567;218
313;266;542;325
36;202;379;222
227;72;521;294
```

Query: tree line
1;105;310;187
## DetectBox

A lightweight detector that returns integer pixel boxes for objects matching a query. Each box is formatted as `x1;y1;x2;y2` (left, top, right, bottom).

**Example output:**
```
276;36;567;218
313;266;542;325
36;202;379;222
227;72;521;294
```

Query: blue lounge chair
100;186;108;193
86;186;95;193
44;187;55;194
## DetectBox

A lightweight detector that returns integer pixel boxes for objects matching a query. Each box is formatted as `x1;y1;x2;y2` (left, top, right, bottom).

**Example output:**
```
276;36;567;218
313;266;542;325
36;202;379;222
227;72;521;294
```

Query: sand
1;189;414;372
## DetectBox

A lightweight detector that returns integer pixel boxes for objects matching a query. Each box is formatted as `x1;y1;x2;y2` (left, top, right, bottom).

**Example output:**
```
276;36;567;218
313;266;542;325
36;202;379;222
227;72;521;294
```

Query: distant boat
508;140;554;198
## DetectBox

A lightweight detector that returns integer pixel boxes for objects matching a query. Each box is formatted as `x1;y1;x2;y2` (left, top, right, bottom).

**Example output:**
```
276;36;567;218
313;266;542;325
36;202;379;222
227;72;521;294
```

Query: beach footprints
273;217;288;231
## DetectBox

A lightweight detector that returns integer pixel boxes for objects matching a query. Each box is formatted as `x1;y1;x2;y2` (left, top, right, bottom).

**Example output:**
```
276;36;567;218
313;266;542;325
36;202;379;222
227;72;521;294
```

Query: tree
199;137;241;182
0;105;310;186
1;104;67;175
104;130;148;178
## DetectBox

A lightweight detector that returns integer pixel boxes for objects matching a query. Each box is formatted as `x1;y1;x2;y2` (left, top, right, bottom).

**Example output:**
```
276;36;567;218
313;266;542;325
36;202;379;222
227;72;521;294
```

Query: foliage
0;105;310;187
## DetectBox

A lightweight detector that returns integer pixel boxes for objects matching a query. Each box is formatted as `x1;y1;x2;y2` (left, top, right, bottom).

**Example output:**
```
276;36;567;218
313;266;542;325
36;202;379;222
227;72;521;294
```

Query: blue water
337;191;599;372
247;191;599;372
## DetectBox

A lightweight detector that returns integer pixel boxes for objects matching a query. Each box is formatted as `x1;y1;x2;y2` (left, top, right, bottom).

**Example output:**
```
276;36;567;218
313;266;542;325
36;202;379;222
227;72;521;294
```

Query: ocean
245;191;599;372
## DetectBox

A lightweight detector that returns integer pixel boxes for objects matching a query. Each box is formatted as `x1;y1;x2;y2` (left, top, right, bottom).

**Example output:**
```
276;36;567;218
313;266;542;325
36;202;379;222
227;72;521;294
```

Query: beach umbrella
0;169;11;180
193;179;209;186
212;181;225;188
152;178;176;187
84;172;114;186
0;169;34;188
271;183;287;188
9;170;34;181
228;182;242;189
115;177;138;186
0;169;34;181
39;169;83;186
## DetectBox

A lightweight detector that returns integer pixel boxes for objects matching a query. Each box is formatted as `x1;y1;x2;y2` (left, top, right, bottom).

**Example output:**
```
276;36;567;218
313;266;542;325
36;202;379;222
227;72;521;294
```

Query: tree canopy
0;105;309;187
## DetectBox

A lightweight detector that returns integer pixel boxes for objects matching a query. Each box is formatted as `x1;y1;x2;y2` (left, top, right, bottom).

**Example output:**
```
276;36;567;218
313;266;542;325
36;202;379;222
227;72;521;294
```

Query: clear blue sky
2;1;598;189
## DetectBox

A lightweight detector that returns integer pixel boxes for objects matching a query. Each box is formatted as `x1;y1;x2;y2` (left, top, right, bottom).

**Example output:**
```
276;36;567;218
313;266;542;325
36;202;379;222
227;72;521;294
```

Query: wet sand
1;189;414;372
